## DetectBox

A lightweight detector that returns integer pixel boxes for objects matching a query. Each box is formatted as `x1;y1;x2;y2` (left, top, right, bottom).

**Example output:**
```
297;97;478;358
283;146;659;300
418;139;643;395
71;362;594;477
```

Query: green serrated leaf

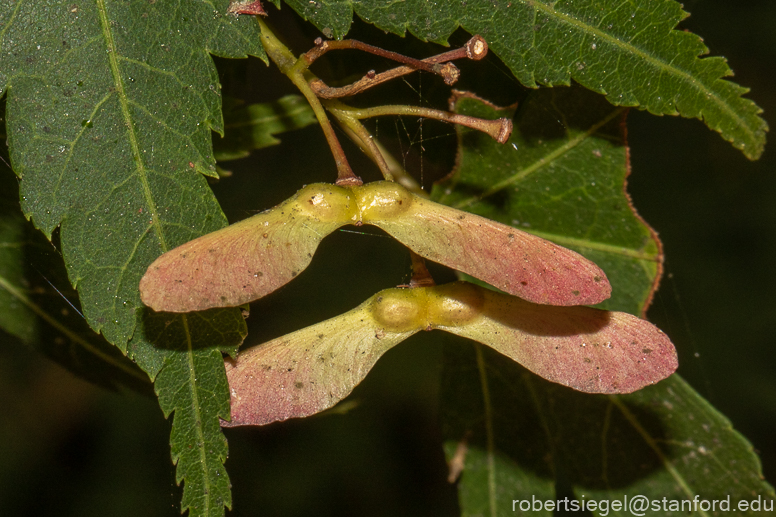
214;94;317;162
1;0;261;345
282;0;353;38
283;0;767;159
435;87;774;515
1;2;259;515
139;308;247;516
433;87;659;315
1;147;150;393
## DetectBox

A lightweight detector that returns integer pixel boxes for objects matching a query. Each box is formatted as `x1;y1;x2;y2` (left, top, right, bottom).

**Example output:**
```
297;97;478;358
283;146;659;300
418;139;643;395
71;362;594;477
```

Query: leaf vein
453;107;626;208
521;0;754;141
95;0;168;252
181;315;214;515
610;395;708;516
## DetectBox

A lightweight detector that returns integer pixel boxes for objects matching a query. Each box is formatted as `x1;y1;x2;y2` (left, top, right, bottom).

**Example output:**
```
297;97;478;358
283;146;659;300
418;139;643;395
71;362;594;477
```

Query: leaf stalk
257;18;361;185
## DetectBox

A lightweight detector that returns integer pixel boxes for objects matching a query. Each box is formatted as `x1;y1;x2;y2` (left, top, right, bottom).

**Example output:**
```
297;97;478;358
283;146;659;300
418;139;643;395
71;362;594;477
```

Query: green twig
256;18;361;186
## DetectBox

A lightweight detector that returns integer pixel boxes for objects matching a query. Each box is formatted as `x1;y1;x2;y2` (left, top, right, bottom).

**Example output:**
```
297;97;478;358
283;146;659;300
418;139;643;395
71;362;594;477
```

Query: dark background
1;1;774;515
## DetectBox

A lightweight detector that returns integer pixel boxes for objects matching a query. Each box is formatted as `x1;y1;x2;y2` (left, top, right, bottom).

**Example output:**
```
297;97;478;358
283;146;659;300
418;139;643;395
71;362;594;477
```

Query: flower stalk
256;20;507;186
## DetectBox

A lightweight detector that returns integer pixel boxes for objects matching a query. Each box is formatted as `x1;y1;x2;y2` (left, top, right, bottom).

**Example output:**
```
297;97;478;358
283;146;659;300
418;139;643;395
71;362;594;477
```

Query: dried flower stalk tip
496;117;513;144
440;63;461;85
333;103;512;143
466;35;488;60
308;35;488;99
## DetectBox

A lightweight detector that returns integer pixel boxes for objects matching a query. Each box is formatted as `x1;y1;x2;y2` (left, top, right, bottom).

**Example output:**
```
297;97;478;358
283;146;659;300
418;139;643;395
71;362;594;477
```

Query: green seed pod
293;183;358;223
370;288;426;333
139;183;351;312
354;181;414;221
224;281;676;427
426;281;485;328
140;181;612;312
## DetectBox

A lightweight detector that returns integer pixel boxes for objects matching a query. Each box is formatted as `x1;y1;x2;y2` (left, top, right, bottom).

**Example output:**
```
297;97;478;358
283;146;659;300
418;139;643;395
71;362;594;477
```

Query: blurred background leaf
435;85;773;515
442;343;774;516
0;138;150;394
214;94;317;163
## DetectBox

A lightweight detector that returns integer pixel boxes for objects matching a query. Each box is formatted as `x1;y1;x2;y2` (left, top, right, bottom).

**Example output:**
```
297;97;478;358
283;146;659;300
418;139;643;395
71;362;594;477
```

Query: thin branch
335;103;513;144
408;252;435;288
310;35;489;99
257;18;361;186
331;114;394;182
304;38;458;81
326;100;423;192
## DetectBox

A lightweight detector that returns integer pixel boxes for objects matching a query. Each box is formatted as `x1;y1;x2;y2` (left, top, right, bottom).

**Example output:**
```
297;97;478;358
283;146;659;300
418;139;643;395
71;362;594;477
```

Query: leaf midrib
181;315;213;514
452;107;626;209
95;2;214;513
95;0;167;252
511;0;757;145
522;228;657;261
609;394;708;517
475;345;498;517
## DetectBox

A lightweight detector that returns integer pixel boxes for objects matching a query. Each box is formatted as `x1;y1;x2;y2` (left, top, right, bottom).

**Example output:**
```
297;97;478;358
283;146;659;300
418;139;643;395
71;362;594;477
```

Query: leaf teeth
320;1;768;158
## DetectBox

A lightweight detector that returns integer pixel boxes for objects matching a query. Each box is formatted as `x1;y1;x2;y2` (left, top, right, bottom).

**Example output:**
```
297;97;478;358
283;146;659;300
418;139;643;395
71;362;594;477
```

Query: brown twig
310;35;489;99
304;38;456;78
408;252;435;288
